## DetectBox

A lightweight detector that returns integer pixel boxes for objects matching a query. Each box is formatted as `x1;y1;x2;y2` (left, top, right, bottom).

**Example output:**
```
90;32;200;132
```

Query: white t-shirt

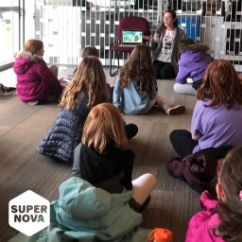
155;29;175;63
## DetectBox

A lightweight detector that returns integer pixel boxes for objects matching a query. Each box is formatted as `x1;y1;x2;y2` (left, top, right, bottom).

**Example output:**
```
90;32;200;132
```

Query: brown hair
178;37;195;59
213;146;242;242
156;10;178;36
81;46;99;58
197;60;242;109
119;44;155;93
82;103;128;154
59;56;109;110
24;39;43;55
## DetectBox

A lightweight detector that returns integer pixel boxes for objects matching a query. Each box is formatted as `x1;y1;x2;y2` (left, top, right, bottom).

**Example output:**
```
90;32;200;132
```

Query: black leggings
170;129;234;158
170;129;198;157
153;60;176;79
125;124;138;140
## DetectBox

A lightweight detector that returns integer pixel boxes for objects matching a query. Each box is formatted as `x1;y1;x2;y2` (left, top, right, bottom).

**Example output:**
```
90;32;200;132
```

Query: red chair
109;16;150;76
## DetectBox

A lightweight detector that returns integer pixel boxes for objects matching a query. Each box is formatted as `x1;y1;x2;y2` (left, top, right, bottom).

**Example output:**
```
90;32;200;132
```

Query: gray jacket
151;27;185;74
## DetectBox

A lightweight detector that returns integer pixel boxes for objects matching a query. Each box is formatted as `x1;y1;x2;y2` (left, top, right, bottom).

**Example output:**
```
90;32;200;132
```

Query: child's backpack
167;146;233;195
167;153;218;194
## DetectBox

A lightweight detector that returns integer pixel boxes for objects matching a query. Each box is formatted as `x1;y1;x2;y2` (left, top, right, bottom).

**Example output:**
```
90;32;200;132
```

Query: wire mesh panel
200;0;242;71
35;0;242;71
35;0;160;68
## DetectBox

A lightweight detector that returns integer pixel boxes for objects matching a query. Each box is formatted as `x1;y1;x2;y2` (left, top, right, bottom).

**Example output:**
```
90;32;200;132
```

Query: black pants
192;79;203;90
170;129;234;158
125;124;138;140
153;60;176;79
109;86;114;103
170;129;198;157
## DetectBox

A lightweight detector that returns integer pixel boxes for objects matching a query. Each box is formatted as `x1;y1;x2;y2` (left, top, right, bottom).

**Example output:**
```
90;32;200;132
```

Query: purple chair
109;16;150;76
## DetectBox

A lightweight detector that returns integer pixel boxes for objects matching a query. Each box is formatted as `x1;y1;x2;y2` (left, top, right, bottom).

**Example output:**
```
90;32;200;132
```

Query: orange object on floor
147;228;173;242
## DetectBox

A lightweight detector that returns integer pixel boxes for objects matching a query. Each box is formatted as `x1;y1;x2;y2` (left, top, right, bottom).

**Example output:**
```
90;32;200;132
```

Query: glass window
0;1;20;67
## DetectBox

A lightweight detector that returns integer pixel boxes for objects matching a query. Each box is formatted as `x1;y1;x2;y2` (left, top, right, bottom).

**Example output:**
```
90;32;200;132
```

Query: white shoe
27;101;39;105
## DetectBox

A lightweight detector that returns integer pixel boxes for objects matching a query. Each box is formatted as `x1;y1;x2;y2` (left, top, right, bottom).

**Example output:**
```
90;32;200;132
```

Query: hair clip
239;191;242;201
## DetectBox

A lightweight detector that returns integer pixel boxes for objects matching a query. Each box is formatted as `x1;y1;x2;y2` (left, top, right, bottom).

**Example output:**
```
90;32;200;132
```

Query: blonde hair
82;103;128;154
24;39;43;55
59;56;110;110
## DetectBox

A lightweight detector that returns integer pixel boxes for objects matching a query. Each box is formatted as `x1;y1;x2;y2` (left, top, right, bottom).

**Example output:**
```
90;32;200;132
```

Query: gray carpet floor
0;68;200;242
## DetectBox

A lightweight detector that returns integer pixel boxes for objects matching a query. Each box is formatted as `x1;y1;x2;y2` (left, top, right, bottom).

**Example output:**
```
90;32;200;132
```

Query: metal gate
35;0;242;71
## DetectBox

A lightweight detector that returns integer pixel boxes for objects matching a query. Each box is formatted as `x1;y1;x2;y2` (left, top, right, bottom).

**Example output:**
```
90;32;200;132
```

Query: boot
156;94;186;115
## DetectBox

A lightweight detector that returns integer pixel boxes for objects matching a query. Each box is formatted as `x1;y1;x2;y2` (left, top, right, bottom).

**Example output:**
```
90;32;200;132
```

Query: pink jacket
13;51;63;102
185;191;224;242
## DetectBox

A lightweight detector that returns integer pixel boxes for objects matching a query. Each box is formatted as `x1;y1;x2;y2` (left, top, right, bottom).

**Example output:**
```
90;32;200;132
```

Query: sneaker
27;101;39;105
166;105;186;115
0;83;16;95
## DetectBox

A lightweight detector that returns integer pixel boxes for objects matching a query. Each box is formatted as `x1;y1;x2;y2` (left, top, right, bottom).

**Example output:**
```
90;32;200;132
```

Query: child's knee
145;173;157;187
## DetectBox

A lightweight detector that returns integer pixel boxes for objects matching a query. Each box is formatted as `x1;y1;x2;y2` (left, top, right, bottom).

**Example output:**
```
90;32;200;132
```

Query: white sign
9;190;50;236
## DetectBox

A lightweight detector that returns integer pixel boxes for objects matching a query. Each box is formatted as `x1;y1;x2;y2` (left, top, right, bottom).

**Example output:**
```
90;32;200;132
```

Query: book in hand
59;75;73;87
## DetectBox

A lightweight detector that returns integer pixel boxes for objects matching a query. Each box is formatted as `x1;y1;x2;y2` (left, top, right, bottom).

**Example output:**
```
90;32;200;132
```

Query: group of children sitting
10;36;242;242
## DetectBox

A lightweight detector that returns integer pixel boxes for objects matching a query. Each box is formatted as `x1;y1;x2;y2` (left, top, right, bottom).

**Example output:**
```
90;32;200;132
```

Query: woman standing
143;10;185;79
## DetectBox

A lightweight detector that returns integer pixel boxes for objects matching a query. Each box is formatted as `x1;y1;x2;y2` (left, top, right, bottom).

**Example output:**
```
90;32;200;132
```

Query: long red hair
197;60;242;109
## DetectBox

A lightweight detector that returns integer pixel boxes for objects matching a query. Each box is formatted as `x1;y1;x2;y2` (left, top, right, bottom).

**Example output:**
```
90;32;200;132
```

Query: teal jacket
9;177;150;242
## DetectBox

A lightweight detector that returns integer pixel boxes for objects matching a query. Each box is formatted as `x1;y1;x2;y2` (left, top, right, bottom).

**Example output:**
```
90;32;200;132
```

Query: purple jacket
176;44;213;84
13;51;63;102
185;191;224;242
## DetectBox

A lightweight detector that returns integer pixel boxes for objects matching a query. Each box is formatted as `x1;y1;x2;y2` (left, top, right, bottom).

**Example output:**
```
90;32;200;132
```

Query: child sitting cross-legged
72;103;157;211
174;37;213;95
112;43;185;115
38;57;138;164
10;103;156;241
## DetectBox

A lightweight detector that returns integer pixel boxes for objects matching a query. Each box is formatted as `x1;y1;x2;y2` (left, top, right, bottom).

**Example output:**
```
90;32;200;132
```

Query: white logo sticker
9;190;50;236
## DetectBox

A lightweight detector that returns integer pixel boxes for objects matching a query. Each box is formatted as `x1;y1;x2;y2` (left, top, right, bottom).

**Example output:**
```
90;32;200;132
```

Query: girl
72;103;157;212
174;37;213;95
38;56;137;163
59;46;99;85
186;146;242;242
113;43;185;115
170;60;242;157
13;39;63;105
73;46;99;74
143;10;185;79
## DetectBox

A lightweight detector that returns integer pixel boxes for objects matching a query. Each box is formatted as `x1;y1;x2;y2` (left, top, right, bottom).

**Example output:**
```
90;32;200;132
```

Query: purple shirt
191;100;242;153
